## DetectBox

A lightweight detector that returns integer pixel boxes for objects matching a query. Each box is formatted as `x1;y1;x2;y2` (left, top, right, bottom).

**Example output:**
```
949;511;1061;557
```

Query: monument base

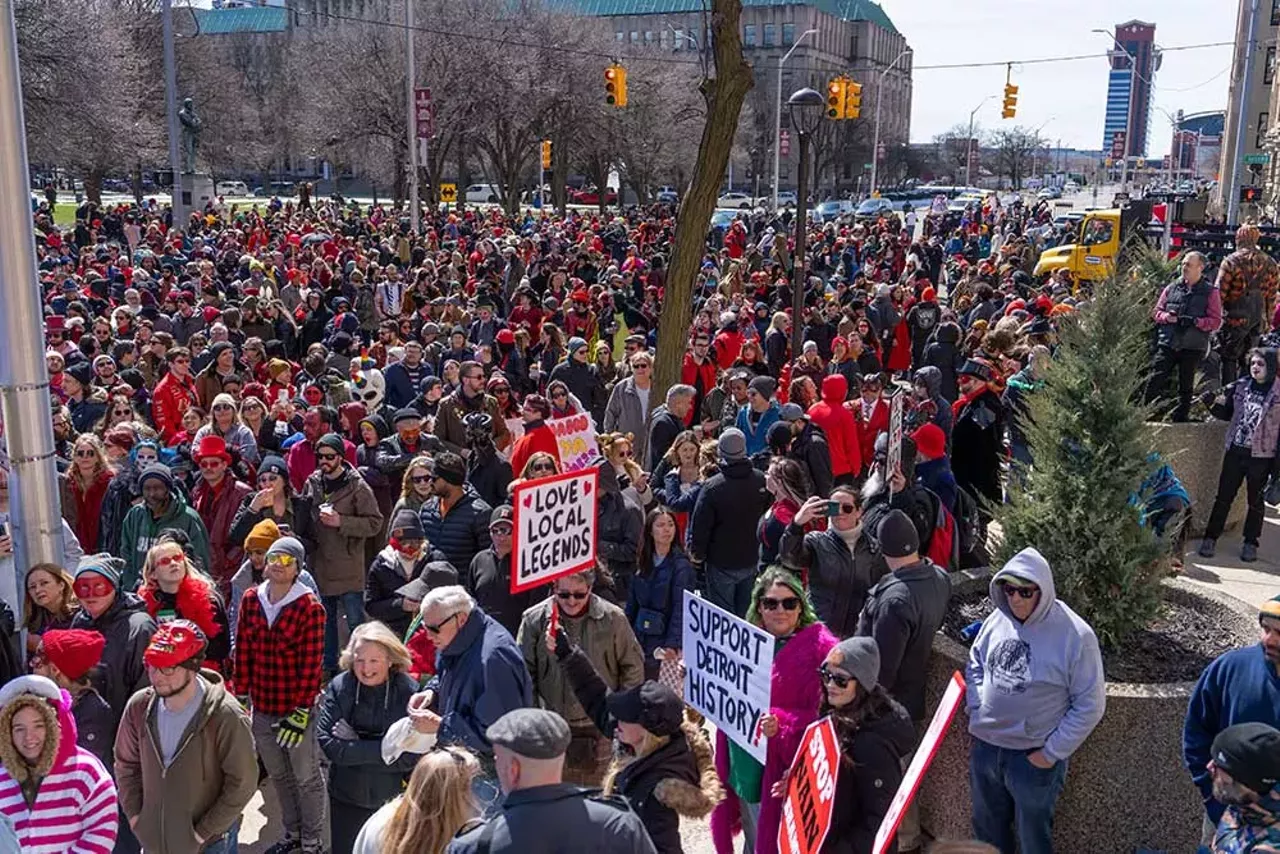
178;172;216;212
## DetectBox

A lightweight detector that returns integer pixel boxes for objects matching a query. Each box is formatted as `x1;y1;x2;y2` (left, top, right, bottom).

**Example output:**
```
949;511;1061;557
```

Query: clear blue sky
879;0;1237;154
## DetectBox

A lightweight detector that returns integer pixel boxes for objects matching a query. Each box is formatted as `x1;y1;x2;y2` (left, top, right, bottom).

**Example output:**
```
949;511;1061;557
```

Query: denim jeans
703;564;756;618
969;737;1067;854
202;818;241;854
321;592;366;670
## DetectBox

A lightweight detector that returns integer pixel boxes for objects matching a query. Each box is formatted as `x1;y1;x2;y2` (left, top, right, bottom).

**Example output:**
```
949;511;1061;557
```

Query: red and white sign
886;391;904;492
873;671;966;854
510;467;598;593
548;413;600;472
778;716;841;854
414;87;434;140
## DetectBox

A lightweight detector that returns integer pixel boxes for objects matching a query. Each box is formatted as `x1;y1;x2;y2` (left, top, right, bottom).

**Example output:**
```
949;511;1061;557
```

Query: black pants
1219;325;1257;387
1144;346;1202;422
330;797;376;854
1205;445;1273;545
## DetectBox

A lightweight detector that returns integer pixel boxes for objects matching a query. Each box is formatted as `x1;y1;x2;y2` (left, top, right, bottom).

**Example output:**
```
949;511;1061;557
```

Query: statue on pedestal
178;97;202;174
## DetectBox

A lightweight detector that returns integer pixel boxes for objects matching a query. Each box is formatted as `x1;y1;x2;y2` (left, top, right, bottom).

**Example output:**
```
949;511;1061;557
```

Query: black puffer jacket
467;446;513;509
688;459;770;570
315;670;421;809
70;592;158;719
555;641;723;853
363;545;456;638
465;547;542;639
824;696;917;854
789;420;833;498
922;322;964;402
597;461;644;584
548;358;607;425
419;485;493;574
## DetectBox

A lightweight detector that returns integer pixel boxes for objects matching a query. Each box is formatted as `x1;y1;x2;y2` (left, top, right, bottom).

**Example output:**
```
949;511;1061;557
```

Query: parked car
1063;181;1080;194
854;197;898;221
569;186;617;206
815;200;846;223
716;191;755;209
776;190;798;207
464;184;503;204
216;181;250;197
1037;186;1062;200
252;181;296;197
655;185;679;204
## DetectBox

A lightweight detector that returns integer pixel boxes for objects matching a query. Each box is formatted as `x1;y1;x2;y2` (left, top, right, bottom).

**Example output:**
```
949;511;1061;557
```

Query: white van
215;180;250;197
465;184;503;203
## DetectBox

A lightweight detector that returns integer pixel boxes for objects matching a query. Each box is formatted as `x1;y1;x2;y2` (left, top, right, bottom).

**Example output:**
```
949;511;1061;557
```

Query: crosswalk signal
541;140;552;170
1002;83;1018;119
605;64;627;107
845;80;863;119
826;78;847;120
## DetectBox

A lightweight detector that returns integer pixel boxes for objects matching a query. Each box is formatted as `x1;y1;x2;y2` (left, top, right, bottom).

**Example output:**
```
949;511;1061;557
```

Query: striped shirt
0;747;118;853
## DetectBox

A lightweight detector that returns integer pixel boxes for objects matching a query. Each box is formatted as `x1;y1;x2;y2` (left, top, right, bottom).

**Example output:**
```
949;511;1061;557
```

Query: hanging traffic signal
845;80;863;119
1002;83;1018;119
541;140;552;170
826;77;847;120
605;64;627;107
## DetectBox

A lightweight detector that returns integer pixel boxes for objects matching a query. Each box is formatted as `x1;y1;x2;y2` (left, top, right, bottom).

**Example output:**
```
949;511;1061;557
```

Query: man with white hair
646;384;695;472
408;585;533;809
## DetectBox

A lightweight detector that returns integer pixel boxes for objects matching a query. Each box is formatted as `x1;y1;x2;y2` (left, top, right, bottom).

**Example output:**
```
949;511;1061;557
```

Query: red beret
41;629;105;681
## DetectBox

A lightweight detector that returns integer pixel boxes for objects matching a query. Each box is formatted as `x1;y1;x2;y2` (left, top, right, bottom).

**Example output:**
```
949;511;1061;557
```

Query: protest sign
873;671;966;854
682;592;774;764
548;413;600;472
501;418;524;461
887;391;904;492
778;716;841;854
510;467;597;593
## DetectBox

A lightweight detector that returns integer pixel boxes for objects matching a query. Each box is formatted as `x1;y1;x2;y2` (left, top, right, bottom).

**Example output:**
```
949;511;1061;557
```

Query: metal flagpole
0;0;67;619
406;0;420;233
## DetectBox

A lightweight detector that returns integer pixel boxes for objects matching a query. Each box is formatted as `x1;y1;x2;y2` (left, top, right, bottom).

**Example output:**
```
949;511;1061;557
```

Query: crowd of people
0;187;1272;854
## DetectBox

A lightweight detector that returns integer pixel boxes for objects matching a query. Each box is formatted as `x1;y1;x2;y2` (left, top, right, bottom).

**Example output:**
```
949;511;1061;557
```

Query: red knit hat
40;629;105;681
912;423;947;461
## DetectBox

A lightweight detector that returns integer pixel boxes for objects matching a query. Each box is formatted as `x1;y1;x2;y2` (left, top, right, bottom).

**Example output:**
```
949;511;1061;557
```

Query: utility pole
161;0;184;228
869;47;912;197
772;29;817;210
1228;0;1261;224
406;0;420;233
0;0;67;618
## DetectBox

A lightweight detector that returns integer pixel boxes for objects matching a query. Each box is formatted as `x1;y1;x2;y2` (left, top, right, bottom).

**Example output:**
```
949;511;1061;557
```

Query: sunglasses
835;503;856;515
531;463;556;473
152;553;185;569
172;358;190;365
551;391;567;399
818;665;852;689
198;459;224;469
616;449;633;458
759;596;800;612
998;582;1039;600
410;474;433;484
73;578;112;598
556;591;589;601
73;448;97;458
316;452;340;461
424;612;459;634
267;553;298;567
213;404;233;412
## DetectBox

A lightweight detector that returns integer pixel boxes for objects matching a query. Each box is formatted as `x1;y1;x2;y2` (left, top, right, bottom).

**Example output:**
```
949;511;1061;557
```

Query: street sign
414;87;434;140
780;128;791;157
438;183;457;203
1244;153;1271;165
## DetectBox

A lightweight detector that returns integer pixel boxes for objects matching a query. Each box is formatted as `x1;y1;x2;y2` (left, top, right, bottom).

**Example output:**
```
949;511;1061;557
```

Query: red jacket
713;329;743;371
193;475;255;597
807;375;861;478
509;420;562;477
681;353;717;405
852;396;890;473
60;468;115;553
152;371;198;443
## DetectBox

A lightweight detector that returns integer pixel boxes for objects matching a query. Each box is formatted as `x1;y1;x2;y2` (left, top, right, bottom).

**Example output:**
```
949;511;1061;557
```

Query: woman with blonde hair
194;392;260;466
138;534;231;669
391;455;436;518
59;433;115;553
599;432;653;508
352;746;480;854
317;620;422;853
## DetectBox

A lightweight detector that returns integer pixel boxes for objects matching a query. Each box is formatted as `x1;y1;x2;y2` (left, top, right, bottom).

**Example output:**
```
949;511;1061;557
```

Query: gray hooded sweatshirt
965;547;1106;762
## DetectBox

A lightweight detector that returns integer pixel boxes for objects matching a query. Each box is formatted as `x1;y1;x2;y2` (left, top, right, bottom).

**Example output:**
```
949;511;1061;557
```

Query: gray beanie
718;427;747;462
266;536;306;569
831;636;880;691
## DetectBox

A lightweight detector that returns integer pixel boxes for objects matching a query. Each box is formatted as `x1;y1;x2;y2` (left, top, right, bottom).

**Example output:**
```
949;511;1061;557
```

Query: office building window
630;31;639;43
1259;112;1270;150
744;24;757;46
644;30;654;44
1272;0;1280;26
615;31;624;41
763;23;776;46
782;23;795;45
674;28;684;50
1268;46;1277;85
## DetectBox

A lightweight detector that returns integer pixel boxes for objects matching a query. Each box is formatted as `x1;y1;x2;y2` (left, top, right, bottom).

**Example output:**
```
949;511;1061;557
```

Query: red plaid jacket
233;586;325;717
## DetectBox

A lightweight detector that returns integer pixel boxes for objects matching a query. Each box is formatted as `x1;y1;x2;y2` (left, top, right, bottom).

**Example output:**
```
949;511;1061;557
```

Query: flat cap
486;708;571;759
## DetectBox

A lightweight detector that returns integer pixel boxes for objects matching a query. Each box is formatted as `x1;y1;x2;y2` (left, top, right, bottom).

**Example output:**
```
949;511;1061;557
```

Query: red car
570;186;617;205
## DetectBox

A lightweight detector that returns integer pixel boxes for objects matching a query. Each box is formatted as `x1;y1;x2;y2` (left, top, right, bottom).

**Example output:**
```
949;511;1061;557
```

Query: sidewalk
1179;502;1280;609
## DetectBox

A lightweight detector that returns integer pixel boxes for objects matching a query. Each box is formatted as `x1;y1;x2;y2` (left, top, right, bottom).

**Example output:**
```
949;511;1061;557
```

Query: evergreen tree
993;277;1172;647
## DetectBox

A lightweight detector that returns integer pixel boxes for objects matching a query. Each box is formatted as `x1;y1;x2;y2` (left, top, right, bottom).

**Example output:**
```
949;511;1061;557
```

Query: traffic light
826;77;847;120
845;80;863;119
541;140;552;170
1241;186;1263;203
1001;83;1018;119
605;64;627;107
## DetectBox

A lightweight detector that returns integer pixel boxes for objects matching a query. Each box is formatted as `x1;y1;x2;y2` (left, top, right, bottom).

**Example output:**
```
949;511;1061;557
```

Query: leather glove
275;707;310;749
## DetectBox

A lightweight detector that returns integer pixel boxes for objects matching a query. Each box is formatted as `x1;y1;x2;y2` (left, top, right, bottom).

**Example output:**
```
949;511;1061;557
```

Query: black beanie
1211;722;1280;797
877;509;920;559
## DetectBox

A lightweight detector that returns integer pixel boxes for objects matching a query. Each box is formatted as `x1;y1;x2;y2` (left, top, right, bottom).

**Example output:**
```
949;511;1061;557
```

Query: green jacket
119;494;211;591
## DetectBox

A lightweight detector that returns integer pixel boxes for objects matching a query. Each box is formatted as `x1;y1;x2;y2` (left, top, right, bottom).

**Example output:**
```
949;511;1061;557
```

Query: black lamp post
788;87;824;358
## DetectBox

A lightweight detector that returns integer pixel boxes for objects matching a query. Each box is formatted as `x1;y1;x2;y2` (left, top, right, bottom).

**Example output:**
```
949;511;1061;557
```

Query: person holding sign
773;636;915;854
711;568;837;854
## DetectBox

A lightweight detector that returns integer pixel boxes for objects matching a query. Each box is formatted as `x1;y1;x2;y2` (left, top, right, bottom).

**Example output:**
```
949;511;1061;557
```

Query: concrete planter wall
919;573;1258;854
1149;419;1243;537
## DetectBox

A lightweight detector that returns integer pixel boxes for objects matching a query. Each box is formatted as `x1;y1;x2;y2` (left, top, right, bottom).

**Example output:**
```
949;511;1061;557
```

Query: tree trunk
652;0;754;404
85;167;104;206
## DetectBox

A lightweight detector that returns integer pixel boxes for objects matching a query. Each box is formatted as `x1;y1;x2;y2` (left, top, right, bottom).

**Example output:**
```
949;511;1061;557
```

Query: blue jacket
1184;644;1280;823
384;359;434;410
430;606;532;756
419;486;493;576
624;551;696;656
735;402;781;456
916;457;959;515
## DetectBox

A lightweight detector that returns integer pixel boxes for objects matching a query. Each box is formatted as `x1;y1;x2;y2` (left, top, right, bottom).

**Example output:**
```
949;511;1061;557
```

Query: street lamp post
772;29;818;210
1093;28;1137;193
869;47;913;197
963;95;994;188
788;87;824;358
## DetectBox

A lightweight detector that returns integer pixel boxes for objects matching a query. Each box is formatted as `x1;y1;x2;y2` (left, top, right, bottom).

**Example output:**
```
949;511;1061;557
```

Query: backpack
922;492;959;571
952;485;987;569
